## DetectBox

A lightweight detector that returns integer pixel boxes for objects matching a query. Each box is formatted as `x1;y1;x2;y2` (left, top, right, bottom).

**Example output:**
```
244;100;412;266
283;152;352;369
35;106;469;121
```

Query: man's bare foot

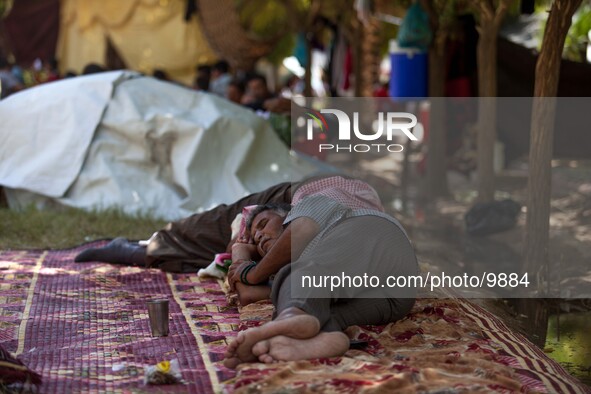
252;331;350;364
223;308;320;368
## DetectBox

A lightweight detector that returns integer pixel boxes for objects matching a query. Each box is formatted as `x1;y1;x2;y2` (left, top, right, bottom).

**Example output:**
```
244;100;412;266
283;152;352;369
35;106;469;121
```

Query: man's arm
234;283;271;306
227;243;259;291
227;243;272;304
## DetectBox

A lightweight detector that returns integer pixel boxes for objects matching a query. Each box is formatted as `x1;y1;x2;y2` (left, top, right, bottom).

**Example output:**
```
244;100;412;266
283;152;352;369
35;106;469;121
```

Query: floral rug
1;244;588;393
229;293;590;393
0;243;237;393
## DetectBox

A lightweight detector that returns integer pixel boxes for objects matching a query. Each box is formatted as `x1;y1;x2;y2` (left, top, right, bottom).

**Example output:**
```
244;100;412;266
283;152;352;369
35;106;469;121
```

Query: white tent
0;71;322;220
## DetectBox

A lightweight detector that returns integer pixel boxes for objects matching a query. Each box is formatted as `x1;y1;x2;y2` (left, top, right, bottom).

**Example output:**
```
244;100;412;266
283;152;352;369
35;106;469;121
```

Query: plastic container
389;40;428;99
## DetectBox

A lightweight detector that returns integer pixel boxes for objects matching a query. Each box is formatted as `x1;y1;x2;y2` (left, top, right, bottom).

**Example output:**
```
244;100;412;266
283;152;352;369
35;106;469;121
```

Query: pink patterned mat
0;242;238;393
229;296;590;393
2;244;589;393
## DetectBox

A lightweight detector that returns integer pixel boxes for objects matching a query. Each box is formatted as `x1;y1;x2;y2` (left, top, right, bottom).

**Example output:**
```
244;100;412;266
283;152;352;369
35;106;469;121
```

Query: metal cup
147;299;169;337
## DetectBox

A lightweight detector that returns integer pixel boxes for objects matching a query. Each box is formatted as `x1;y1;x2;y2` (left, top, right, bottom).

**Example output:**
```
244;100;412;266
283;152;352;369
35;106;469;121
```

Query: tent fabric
0;71;129;198
57;0;217;84
1;0;60;64
0;70;318;220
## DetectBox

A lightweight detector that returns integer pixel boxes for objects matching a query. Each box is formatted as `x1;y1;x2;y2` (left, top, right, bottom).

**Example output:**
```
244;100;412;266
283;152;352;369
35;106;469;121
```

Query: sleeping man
224;176;419;368
75;175;419;367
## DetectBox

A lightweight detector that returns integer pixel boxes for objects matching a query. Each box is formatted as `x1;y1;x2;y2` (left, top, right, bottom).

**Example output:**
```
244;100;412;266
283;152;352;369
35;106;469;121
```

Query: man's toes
258;354;275;364
235;331;247;345
252;340;271;357
234;328;263;362
223;357;241;369
227;338;239;351
224;348;235;359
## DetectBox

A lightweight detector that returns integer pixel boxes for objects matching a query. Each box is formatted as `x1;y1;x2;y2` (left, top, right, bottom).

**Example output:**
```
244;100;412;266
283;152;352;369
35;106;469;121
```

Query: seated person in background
209;60;232;98
193;64;211;91
239;73;292;114
240;74;271;111
82;63;106;75
152;69;170;82
226;79;245;104
224;176;418;367
0;56;24;99
193;75;209;91
43;58;61;83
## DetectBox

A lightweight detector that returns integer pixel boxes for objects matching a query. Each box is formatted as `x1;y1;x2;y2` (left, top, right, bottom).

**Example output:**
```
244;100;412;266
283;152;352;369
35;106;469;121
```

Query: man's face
227;85;242;103
247;79;268;100
250;210;284;257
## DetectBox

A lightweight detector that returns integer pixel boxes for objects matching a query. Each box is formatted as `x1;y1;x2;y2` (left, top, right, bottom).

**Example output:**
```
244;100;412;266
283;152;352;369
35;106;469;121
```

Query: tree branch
494;0;513;28
472;0;495;21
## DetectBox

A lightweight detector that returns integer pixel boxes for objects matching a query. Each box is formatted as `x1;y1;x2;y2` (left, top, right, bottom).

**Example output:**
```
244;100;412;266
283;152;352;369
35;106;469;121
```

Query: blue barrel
389;40;428;99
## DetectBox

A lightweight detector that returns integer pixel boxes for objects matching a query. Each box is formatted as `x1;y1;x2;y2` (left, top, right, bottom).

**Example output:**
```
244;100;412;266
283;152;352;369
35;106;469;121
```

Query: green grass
0;205;167;250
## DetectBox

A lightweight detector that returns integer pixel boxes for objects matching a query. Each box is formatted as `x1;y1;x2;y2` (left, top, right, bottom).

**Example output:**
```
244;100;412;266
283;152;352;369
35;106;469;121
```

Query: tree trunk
476;21;498;202
360;16;381;97
514;298;550;348
353;19;363;97
473;0;513;202
425;44;449;198
304;34;313;96
523;0;582;287
420;0;448;199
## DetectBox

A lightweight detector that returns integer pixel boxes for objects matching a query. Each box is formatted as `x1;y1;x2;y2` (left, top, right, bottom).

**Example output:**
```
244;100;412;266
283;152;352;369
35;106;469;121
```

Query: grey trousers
271;215;418;332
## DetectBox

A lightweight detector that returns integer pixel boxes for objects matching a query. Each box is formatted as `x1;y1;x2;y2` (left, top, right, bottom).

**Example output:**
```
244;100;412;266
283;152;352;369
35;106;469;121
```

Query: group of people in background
0;55;295;117
191;60;293;115
0;56;86;99
191;60;289;113
193;60;269;110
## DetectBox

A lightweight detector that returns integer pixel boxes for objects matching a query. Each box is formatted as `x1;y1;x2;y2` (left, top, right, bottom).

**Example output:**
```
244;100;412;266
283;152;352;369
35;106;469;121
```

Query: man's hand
263;97;291;114
227;259;252;291
228;243;259;290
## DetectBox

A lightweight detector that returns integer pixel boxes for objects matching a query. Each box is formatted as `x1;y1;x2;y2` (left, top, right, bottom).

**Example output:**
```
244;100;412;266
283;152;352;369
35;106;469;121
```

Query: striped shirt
292;176;384;212
285;176;409;253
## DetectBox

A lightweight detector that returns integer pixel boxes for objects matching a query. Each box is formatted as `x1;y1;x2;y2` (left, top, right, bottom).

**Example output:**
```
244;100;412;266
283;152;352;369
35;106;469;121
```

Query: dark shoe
75;237;146;267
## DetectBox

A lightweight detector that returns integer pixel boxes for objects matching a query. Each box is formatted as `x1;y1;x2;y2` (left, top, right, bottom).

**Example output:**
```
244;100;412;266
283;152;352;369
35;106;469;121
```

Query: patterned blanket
0;243;236;393
231;296;590;393
1;244;588;393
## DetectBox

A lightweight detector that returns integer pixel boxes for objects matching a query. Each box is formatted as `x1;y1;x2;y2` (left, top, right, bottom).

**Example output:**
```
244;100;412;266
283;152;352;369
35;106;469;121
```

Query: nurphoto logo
306;109;419;153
